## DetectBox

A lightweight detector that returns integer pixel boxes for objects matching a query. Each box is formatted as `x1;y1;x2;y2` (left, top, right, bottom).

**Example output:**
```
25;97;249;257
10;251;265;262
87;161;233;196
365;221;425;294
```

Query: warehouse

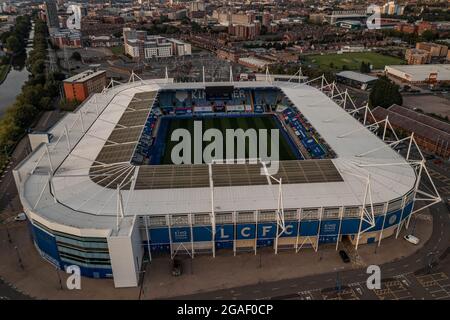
336;71;378;90
385;64;450;84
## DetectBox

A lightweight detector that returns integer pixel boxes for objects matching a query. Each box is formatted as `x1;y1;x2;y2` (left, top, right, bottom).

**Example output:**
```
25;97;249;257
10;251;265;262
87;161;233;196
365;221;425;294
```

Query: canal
0;22;34;116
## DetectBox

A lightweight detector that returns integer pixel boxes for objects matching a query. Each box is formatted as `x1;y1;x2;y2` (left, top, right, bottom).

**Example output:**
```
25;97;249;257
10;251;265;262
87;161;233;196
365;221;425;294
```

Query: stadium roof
15;79;416;236
336;71;378;83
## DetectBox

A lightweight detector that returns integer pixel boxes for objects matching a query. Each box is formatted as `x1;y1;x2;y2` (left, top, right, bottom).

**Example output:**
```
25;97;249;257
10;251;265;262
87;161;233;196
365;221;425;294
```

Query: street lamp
411;216;418;236
5;224;12;244
426;251;438;274
14;246;24;270
335;269;341;293
56;267;63;290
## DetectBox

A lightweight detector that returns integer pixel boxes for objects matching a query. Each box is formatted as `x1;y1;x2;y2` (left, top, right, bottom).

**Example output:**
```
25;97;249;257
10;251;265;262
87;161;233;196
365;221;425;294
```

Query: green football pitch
159;115;300;164
306;52;405;71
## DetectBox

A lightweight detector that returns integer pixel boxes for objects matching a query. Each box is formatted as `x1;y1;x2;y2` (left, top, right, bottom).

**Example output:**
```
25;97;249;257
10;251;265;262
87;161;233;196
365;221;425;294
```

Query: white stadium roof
14;78;416;236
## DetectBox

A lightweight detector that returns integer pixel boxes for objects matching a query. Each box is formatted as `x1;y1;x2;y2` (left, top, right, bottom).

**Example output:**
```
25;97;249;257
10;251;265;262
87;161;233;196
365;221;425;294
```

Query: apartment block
416;42;448;58
123;28;191;60
63;70;107;102
405;48;431;65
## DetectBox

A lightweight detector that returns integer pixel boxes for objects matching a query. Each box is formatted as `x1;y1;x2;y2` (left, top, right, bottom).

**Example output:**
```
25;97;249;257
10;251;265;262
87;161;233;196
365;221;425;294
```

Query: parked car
14;212;27;222
404;234;420;245
172;259;182;276
339;250;350;263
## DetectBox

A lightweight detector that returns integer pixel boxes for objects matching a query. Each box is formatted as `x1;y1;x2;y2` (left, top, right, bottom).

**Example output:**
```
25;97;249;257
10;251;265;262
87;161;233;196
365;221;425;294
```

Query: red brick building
63;70;107;102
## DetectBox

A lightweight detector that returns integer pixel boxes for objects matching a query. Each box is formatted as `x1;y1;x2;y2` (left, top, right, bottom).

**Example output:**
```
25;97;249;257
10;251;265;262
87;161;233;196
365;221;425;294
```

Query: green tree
369;77;402;108
6;35;21;54
360;61;371;73
71;51;82;61
360;62;366;73
421;30;437;42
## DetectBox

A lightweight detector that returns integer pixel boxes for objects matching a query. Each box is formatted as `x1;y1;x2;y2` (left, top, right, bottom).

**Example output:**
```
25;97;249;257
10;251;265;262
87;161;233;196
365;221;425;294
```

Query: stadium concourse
13;74;440;288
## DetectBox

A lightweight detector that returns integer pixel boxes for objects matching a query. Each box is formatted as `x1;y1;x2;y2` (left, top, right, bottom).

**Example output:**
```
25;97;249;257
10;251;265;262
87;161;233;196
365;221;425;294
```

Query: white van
14;212;27;222
404;234;420;245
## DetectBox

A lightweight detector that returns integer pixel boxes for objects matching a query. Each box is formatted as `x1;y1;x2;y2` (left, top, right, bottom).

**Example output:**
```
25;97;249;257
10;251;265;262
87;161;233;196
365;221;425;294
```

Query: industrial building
336;71;378;90
385;64;450;84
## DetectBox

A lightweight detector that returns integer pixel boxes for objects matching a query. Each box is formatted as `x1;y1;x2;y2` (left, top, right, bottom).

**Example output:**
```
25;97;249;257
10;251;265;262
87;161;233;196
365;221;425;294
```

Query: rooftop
14;80;416;236
63;69;106;83
336;71;378;83
372;105;450;145
385;64;450;81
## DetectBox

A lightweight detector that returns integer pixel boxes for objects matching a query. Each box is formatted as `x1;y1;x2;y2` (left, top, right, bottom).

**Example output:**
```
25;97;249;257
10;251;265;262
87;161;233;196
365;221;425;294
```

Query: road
0;110;63;300
175;202;449;300
175;145;450;300
175;150;450;300
0;81;447;300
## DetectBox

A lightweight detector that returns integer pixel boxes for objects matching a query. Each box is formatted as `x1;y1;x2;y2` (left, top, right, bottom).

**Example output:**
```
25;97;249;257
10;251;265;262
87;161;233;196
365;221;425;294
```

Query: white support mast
262;162;286;254
202;65;205;84
116;184;124;233
229;65;233;84
208;163;216;258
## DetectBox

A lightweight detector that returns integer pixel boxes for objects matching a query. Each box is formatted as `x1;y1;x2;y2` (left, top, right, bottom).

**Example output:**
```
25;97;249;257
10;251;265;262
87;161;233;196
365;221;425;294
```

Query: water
0;23;34;116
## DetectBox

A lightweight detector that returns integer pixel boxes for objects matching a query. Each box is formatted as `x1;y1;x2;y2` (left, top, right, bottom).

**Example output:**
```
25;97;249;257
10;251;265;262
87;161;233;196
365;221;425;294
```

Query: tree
30;59;46;75
369;77;402;108
71;51;82;61
6;35;21;54
421;30;437;42
360;61;371;73
191;21;202;33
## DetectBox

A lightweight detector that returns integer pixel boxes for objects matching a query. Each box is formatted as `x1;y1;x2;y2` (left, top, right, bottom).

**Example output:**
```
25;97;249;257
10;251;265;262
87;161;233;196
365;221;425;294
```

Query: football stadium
13;74;439;288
